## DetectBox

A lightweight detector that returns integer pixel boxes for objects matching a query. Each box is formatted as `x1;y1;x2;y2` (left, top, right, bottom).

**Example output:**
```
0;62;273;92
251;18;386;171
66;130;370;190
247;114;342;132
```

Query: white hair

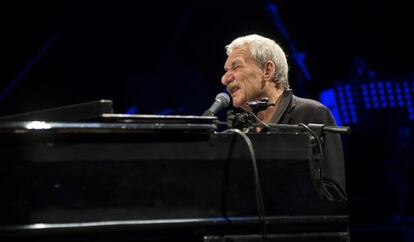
225;34;289;89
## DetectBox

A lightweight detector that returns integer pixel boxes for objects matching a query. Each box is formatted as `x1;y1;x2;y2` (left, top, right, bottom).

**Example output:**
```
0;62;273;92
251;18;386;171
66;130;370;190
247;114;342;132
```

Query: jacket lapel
271;89;294;124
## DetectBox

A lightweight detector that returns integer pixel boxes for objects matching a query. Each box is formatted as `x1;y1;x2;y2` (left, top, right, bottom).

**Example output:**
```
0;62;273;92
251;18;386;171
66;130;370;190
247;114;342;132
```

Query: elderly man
221;34;347;202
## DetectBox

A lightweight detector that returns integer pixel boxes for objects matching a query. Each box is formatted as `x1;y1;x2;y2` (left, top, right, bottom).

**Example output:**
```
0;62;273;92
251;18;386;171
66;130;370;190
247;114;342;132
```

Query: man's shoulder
292;95;327;111
290;95;336;124
277;91;333;124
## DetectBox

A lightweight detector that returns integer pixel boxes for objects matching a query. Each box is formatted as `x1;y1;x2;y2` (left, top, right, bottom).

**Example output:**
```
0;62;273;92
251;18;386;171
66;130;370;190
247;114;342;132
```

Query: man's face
221;45;265;110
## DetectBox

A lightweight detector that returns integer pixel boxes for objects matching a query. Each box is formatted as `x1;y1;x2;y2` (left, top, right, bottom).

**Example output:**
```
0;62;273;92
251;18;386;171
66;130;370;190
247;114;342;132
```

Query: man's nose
221;71;234;86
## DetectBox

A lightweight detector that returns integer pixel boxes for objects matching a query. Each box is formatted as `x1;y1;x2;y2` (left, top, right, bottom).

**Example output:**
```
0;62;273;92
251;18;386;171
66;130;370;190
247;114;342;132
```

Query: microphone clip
227;97;274;130
226;110;255;130
246;97;275;115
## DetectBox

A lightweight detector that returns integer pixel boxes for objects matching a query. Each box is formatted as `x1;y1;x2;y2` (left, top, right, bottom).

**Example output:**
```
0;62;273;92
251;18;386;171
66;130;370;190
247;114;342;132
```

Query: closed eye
232;65;241;70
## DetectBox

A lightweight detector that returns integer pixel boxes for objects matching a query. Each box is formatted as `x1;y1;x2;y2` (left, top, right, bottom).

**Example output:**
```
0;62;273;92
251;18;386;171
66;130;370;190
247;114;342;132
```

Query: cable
298;123;324;194
248;112;270;130
297;123;324;162
224;128;268;242
247;111;325;196
247;112;324;162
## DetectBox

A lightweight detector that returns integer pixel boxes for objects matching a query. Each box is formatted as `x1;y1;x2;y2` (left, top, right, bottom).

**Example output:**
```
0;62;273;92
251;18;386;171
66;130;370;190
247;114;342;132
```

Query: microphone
202;93;230;116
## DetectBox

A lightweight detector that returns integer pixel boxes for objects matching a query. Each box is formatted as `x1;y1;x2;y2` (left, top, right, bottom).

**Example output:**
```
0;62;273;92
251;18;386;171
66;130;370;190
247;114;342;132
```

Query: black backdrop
1;1;413;241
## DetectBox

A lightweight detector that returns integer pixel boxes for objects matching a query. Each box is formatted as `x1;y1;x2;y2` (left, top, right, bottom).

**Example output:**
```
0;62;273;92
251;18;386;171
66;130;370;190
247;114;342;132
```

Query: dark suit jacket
269;90;347;202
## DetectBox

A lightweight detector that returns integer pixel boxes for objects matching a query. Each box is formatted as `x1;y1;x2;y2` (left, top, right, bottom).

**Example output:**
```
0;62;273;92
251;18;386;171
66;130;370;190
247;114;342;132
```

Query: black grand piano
0;100;349;242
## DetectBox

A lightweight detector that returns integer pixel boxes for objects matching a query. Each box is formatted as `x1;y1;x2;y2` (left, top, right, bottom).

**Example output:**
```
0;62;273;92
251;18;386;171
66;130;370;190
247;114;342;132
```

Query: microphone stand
226;97;351;135
226;98;351;197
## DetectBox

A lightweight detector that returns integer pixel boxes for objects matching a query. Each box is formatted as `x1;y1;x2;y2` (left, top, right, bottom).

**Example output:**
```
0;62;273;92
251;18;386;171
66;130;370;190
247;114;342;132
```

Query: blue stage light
361;84;371;108
345;90;352;99
389;94;396;107
369;83;377;98
396;83;401;92
386;81;395;107
343;116;350;124
377;82;388;108
372;96;379;109
395;83;404;107
380;96;388;108
403;82;410;92
352;117;358;123
323;80;414;123
126;106;138;114
319;88;342;126
377;82;385;93
369;83;380;108
337;87;344;97
364;98;371;108
361;83;368;92
339;96;346;106
407;100;413;107
409;106;414;120
403;82;412;106
350;106;358;122
345;85;355;111
342;112;350;124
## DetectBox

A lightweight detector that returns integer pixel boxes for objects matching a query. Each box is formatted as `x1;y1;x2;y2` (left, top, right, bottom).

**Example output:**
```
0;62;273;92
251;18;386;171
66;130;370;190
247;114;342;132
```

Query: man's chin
232;100;249;111
232;100;242;108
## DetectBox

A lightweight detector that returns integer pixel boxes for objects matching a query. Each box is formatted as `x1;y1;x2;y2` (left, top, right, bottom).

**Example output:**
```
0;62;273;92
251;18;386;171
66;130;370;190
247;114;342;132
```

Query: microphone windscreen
215;93;230;108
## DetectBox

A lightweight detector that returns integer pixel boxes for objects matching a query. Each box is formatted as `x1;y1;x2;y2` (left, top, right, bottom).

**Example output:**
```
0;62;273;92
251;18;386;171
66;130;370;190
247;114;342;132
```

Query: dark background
1;1;413;241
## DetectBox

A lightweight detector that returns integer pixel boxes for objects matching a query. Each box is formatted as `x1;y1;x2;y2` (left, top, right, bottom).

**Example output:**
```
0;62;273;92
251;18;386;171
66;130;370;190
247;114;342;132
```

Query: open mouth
228;86;240;96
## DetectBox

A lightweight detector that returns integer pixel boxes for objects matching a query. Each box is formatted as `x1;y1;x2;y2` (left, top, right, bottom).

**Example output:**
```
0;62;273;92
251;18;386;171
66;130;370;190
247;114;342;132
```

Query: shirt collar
270;89;294;124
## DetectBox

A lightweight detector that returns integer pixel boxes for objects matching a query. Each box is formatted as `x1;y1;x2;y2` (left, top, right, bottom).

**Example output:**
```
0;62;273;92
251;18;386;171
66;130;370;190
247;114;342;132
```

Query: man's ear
263;61;275;82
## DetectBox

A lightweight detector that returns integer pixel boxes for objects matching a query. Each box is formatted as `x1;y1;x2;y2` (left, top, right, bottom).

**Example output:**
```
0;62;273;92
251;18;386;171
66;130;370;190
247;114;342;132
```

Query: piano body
0;104;349;241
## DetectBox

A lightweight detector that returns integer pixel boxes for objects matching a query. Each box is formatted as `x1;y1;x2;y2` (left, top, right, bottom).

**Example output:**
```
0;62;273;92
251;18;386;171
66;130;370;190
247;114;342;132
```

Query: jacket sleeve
313;106;348;202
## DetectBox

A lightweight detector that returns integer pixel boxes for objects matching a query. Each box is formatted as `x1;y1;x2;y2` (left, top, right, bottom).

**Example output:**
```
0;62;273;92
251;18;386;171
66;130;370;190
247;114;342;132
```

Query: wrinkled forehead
224;45;254;68
228;45;252;59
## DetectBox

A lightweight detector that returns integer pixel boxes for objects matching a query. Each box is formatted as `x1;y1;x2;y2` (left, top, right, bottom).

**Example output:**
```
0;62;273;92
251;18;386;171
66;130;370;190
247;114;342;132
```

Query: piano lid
99;113;218;124
0;100;114;122
0;114;219;134
0;100;219;133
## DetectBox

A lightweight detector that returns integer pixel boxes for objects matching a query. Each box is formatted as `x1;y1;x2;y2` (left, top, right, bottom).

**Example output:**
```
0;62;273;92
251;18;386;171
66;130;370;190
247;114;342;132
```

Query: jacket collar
270;89;295;124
